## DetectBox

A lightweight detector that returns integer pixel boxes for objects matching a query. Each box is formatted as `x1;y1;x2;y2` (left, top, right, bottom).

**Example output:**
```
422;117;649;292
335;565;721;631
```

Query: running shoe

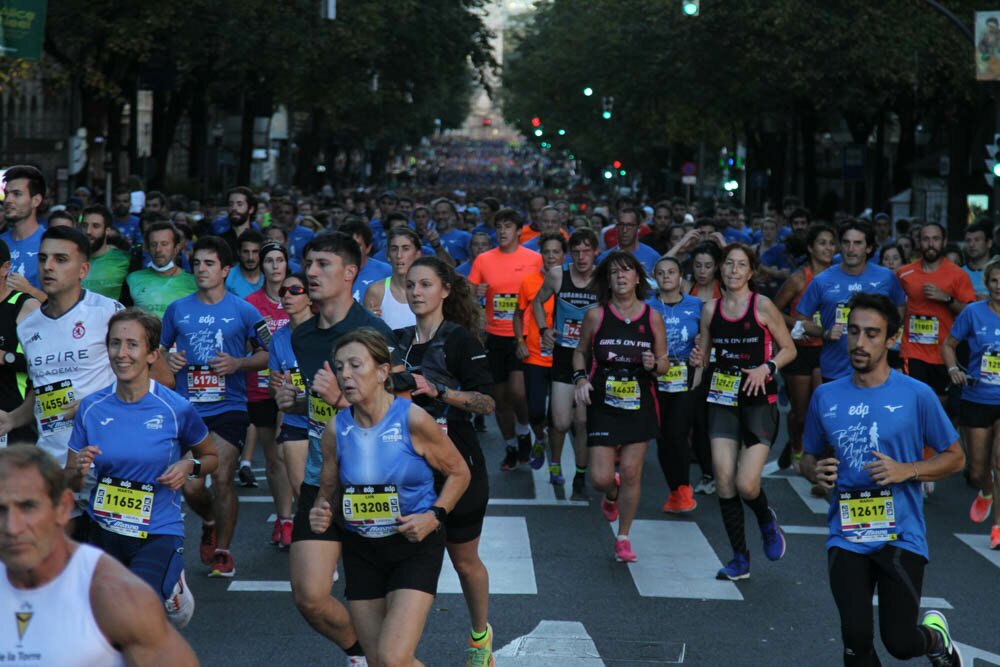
716;552;750;581
662;485;697;513
164;570;195;629
474;415;487;432
529;440;545;470
969;491;993;524
208;550;236;578
270;518;282;545
516;433;532;464
199;523;217;564
571;472;587;500
465;623;494;667
549;465;565;487
693;474;716;495
991;524;1000;550
759;508;787;561
601;473;620;522
921;610;962;667
279;519;293;550
346;657;368;666
238;464;258;488
614;537;637;563
499;446;518;472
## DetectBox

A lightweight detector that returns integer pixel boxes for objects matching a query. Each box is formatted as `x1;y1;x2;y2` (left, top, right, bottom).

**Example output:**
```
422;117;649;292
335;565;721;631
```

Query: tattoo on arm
453;390;495;415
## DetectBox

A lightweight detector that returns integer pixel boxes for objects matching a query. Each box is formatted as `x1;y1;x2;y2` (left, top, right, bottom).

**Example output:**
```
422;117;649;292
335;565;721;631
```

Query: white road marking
872;595;951;610
438;516;537;594
237;496;273;503
228;581;291;592
954;641;1000;665
489;498;589;507
494;620;605;665
782;525;828;535
955;533;1000;569
610;520;743;600
785;477;830;514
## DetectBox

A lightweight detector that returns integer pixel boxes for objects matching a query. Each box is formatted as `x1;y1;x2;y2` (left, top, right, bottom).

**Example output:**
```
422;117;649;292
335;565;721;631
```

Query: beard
229;211;249;227
921;247;940;263
90;235;106;253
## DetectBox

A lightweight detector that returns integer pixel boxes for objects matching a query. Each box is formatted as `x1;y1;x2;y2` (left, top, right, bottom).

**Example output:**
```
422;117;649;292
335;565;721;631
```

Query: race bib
36;380;76;435
907;315;939;345
981;353;1000;386
257;368;270;389
707;370;741;406
308;393;336;439
342;484;401;537
835;305;851;326
657;364;688;393
838;488;897;544
290;369;305;393
604;376;640;410
436;416;448;435
812;311;823;328
560;318;582;347
92;476;155;539
492;293;517;321
188;365;225;402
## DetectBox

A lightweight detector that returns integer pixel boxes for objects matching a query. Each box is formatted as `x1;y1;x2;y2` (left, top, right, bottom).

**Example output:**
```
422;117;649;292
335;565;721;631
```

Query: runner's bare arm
532;265;562;343
91;555;199;667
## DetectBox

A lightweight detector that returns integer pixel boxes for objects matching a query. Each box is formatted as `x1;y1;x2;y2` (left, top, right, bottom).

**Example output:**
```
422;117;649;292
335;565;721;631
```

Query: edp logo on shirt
848;403;869;418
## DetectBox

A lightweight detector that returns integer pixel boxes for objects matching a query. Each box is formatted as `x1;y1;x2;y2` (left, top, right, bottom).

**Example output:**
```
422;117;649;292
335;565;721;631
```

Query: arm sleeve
795;279;819;318
160;303;177;348
446;329;493;396
179;402;211;452
802;390;826;456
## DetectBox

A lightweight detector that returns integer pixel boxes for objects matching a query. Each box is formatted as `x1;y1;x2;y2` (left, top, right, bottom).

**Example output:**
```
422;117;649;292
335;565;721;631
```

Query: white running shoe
164;570;195;629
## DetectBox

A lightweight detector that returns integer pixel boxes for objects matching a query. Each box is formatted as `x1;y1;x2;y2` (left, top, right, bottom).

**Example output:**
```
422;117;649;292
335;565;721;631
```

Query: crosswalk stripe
494;620;606;665
784;477;829;514
438;516;537;595
228;581;291;592
872;595;951;609
611;520;743;600
489;498;589;507
782;525;828;535
955;533;1000;568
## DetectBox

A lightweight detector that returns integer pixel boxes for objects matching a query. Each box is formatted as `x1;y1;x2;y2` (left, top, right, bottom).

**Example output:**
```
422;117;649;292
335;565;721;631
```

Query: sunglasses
279;285;307;297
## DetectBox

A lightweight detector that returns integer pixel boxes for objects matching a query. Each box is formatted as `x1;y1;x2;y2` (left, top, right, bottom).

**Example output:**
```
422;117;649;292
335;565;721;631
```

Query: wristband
572;369;588;384
947;366;959;373
765;360;777;376
431;505;448;529
911;462;919;482
945;295;954;304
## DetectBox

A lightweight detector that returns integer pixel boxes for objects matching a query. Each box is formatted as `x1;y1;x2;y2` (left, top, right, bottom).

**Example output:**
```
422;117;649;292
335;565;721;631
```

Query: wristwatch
430;505;448;529
2;352;14;365
945;295;955;304
433;382;449;401
765;361;777;376
189;458;202;479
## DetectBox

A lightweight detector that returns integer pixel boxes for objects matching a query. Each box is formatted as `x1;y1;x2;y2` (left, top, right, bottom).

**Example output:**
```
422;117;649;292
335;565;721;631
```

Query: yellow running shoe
465;623;494;667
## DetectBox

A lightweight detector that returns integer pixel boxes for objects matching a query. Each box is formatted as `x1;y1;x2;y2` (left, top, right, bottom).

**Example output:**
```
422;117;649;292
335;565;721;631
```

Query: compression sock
470;628;489;642
743;490;772;525
345;642;364;657
719;495;747;554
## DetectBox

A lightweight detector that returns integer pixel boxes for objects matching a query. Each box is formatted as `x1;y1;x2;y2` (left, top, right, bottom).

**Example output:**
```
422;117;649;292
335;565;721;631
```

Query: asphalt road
177;405;1000;666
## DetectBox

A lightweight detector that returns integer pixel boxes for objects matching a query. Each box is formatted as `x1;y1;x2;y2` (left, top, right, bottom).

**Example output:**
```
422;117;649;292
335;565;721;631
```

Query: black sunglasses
279;285;307;297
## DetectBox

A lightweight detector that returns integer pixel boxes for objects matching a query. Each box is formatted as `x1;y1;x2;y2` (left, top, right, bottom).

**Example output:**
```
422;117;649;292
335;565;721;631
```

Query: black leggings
656;389;698;488
689;381;713;476
827;546;932;666
523;362;551;427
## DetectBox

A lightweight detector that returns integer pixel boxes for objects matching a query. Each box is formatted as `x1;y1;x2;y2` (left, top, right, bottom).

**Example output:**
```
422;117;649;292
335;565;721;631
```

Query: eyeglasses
279;285;307;297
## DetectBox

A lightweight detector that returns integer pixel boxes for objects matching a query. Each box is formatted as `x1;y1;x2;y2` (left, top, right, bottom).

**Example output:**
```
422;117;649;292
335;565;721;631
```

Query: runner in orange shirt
469;208;543;471
514;233;564;470
896;222;976;401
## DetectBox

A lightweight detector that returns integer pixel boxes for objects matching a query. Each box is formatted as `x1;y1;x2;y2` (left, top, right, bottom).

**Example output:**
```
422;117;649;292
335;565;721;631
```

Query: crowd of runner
2;145;996;666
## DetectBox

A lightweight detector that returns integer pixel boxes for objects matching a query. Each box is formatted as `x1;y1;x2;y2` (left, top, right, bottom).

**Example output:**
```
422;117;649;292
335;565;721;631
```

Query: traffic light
612;160;622;169
557;128;566;136
682;0;699;16
531;117;541;128
603;169;614;180
602;96;614;121
583;87;594;97
723;179;739;192
533;128;543;137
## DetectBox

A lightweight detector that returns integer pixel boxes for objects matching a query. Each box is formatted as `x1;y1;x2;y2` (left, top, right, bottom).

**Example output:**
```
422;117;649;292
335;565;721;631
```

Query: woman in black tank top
572;250;668;564
691;244;797;581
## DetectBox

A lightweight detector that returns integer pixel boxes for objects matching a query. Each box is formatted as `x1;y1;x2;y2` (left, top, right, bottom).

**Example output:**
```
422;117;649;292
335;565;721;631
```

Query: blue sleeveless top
336;397;437;537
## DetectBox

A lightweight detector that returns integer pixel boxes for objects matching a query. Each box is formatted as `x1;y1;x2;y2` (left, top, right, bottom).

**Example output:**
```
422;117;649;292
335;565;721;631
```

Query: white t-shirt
17;290;123;464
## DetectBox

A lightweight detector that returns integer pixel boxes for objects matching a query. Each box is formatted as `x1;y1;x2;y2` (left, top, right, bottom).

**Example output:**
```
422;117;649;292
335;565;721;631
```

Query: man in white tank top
0;447;198;666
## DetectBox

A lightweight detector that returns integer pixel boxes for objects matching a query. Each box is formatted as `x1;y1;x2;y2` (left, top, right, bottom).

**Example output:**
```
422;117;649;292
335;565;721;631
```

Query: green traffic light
993;162;1000;178
534;128;543;137
603;170;613;179
583;87;594;97
602;111;612;120
558;129;566;136
619;169;626;176
682;1;699;16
